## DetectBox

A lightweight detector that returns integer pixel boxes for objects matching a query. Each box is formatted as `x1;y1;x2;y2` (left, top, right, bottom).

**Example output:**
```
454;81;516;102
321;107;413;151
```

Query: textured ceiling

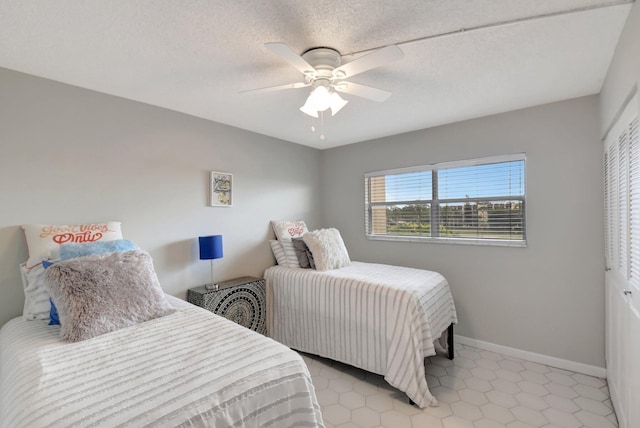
0;1;633;149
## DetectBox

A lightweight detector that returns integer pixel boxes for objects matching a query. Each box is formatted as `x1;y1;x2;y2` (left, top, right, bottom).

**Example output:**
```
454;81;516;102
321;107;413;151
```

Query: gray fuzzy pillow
45;250;175;342
292;237;315;269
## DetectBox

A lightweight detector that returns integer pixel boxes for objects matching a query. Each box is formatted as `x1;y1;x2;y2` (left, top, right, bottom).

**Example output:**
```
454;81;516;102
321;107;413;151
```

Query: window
365;154;526;246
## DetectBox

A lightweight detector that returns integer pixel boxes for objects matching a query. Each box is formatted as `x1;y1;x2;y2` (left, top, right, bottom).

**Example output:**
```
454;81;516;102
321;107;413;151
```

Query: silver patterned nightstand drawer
187;276;266;335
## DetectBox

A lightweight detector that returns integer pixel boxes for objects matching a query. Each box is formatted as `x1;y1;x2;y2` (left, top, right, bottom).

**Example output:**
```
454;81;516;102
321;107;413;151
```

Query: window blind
604;92;639;284
605;143;619;267
365;154;526;245
628;116;640;285
619;130;629;277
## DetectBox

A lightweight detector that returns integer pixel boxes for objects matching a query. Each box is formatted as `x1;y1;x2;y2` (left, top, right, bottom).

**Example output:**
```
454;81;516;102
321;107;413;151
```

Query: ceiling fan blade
240;81;310;94
334;82;391;102
265;42;317;77
333;45;403;79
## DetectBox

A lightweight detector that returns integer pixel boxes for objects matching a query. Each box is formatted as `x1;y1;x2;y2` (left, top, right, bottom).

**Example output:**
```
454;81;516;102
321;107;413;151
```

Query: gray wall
0;67;321;327
599;0;639;133
0;64;609;368
320;96;605;367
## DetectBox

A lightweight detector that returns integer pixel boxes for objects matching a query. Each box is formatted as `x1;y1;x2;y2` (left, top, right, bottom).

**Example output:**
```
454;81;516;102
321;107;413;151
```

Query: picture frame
210;171;233;207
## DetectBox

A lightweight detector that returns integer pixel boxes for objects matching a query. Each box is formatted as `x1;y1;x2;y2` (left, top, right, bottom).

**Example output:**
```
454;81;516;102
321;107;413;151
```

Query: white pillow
22;222;123;268
281;239;302;268
269;240;287;266
303;228;351;271
19;263;51;320
270;220;308;241
20;221;123;320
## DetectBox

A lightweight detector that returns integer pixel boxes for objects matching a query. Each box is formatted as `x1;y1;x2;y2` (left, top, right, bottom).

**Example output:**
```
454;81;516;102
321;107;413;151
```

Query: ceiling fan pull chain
320;111;325;140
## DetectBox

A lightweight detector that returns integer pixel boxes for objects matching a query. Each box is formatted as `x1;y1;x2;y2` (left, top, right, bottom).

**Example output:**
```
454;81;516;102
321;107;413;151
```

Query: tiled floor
300;343;618;428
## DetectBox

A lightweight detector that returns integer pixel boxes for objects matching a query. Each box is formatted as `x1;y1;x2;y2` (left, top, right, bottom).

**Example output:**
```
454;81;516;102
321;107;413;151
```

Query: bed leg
447;324;454;360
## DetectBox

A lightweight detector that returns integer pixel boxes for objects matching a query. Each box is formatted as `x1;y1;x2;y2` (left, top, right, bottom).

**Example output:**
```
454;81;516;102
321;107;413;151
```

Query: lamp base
205;283;219;291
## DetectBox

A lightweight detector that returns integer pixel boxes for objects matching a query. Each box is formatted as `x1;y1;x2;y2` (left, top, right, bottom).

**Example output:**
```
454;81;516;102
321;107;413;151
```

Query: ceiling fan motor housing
301;47;342;80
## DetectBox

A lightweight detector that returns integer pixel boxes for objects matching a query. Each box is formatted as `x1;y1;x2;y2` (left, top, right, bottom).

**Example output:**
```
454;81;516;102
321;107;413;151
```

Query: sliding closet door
604;122;628;427
604;92;639;428
626;108;640;428
629;303;640;428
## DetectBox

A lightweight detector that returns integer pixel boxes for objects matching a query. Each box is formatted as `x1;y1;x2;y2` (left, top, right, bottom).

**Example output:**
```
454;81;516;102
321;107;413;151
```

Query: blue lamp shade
199;235;223;260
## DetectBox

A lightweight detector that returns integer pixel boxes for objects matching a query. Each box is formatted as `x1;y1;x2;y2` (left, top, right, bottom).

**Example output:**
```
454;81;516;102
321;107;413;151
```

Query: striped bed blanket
0;296;324;428
265;262;457;408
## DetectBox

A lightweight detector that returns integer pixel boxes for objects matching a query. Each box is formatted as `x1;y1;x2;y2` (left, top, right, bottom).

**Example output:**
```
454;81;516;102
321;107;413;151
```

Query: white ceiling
0;1;633;149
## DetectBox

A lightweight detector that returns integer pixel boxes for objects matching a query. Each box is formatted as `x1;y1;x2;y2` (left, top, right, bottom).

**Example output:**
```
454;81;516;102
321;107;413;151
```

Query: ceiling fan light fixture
299;98;319;117
312;85;331;111
329;92;348;116
300;85;334;117
300;84;348;118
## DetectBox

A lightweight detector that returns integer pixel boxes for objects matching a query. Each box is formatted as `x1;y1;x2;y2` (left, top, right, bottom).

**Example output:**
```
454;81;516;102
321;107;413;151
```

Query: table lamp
199;235;223;290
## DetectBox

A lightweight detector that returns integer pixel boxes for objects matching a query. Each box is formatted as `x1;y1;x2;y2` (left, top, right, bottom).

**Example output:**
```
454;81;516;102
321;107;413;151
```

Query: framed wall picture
210;171;233;207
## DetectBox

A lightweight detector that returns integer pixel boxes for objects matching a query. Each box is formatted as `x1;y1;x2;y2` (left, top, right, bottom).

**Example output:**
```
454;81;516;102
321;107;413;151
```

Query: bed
0;296;324;428
265;261;457;408
5;223;324;427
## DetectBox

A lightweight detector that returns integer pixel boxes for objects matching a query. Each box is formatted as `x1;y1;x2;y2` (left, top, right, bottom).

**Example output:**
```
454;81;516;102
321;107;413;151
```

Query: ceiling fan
241;42;404;118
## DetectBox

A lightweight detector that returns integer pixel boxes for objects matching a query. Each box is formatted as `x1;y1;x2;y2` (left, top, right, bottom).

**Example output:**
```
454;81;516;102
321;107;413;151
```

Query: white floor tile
574;396;613;416
302;343;618;428
340;391;366;410
442;415;476;428
364;393;394;412
542;407;582;428
475;418;507;428
323;404;351;425
575;409;617;428
379;410;412;428
481;402;517;424
451;401;483;421
351;407;380;428
486;390;519;409
517;381;549;397
458;388;489;406
542;394;580;413
511;405;548;427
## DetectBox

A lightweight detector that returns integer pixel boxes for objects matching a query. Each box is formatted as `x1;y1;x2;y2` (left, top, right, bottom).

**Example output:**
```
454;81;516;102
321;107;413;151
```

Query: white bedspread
0;296;324;428
265;262;457;408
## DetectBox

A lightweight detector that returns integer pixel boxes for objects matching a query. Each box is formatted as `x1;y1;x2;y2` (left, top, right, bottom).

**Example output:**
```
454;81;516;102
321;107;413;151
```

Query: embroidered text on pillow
39;224;115;244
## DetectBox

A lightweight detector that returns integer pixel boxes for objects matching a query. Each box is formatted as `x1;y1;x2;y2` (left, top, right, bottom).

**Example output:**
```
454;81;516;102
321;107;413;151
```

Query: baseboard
454;335;607;379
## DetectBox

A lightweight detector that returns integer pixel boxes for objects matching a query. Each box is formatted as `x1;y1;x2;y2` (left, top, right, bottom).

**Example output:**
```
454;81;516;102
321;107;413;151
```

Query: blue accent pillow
60;239;138;260
42;260;60;325
48;297;60;325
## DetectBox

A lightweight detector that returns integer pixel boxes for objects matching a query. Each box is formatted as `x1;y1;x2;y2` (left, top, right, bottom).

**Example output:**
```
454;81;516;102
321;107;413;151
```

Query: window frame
365;153;527;247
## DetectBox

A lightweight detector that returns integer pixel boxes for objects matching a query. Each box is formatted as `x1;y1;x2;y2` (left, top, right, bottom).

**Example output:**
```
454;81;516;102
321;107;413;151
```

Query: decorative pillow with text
22;222;123;268
270;220;309;268
270;220;308;241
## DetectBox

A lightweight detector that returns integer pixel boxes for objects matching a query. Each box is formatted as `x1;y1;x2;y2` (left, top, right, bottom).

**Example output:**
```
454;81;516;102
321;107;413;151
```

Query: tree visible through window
365;154;526;245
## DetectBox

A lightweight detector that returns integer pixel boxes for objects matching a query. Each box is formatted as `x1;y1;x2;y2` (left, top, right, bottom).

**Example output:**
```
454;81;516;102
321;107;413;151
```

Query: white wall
320;96;605;368
0;67;321;327
599;0;639;133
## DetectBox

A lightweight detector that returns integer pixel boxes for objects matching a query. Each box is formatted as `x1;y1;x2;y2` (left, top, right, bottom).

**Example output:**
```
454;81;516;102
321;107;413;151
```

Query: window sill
366;234;527;248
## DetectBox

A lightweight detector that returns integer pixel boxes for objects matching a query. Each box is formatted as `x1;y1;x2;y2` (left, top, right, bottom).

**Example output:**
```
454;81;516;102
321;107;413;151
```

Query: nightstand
187;276;266;335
